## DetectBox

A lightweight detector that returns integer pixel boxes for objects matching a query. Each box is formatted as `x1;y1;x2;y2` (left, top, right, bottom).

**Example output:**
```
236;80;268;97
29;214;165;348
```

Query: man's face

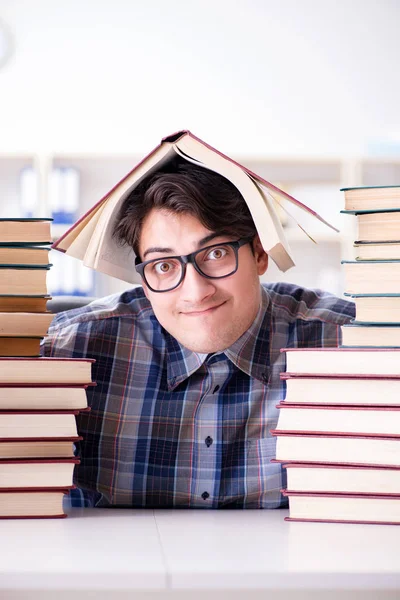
138;209;268;353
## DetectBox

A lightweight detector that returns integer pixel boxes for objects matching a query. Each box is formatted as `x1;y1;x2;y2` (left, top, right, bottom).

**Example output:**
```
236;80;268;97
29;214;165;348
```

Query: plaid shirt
42;282;354;509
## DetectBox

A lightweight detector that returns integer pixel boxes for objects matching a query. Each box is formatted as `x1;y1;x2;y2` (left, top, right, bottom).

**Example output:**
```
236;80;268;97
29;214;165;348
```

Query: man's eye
206;247;227;260
153;261;178;275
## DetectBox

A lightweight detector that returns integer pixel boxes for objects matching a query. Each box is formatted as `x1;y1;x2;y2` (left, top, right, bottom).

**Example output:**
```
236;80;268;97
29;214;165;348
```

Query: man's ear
252;235;269;275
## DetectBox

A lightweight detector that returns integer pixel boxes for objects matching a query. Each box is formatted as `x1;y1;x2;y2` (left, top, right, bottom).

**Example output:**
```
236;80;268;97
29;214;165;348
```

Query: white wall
1;0;400;156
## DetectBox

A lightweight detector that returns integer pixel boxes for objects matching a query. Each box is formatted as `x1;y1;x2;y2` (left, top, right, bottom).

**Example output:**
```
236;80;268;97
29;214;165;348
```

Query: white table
0;507;399;599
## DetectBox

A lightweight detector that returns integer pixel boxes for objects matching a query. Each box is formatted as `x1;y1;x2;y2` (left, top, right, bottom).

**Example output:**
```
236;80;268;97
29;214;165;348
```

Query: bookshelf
0;154;35;217
1;153;399;298
50;154;141;297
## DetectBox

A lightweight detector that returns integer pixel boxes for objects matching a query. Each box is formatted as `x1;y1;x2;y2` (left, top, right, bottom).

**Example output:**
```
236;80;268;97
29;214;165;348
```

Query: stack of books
341;185;400;348
272;186;400;526
0;219;94;519
0;218;54;356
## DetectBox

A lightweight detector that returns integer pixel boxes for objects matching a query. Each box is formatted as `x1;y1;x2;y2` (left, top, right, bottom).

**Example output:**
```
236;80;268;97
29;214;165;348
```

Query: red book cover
272;431;400;439
0;487;73;491
280;373;400;407
282;490;400;498
280;463;400;497
0;386;92;412
274;403;400;438
169;132;337;230
0;383;96;387
53;130;338;252
281;347;400;354
0;437;82;459
282;490;400;525
271;431;400;439
281;373;400;380
0;458;80;491
276;403;400;412
0;436;83;442
0;457;79;465
271;431;400;468
285;373;400;378
281;461;400;470
0;487;71;519
0;408;91;415
280;347;400;377
271;457;400;468
275;402;400;412
0;357;95;362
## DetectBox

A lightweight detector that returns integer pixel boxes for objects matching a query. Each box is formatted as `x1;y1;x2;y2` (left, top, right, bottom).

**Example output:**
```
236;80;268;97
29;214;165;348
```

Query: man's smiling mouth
180;301;227;316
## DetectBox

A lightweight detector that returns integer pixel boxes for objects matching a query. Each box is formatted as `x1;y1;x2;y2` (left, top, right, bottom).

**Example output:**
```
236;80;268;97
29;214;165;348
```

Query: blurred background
1;0;400;298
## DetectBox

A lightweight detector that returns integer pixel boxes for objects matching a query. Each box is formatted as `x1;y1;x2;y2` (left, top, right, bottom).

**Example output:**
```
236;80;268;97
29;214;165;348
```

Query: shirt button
201;491;210;500
261;372;269;384
205;436;213;447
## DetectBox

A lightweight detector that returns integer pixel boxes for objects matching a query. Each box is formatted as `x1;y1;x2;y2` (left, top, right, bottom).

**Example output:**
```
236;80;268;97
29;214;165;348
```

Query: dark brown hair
112;157;257;260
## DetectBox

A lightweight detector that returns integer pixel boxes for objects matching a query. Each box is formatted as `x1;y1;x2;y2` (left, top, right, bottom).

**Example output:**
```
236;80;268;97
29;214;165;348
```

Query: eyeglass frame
134;236;254;293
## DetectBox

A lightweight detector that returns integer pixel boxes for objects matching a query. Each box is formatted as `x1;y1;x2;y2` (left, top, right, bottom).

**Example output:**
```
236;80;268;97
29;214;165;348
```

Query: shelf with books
263;162;359;296
51;154;141;219
49;155;143;297
262;238;345;296
48;166;80;225
47;250;95;298
361;158;400;187
240;156;343;186
0;154;36;218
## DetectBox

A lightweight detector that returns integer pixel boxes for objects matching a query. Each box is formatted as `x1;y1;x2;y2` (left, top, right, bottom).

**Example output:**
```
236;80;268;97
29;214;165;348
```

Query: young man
43;159;355;509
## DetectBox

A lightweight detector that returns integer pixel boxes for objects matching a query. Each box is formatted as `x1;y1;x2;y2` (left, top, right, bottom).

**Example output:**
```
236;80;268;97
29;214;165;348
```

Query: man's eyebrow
142;233;222;259
143;246;173;259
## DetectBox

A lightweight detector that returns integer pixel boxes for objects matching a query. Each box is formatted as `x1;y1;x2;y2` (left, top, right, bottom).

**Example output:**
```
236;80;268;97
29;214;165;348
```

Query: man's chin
177;334;230;354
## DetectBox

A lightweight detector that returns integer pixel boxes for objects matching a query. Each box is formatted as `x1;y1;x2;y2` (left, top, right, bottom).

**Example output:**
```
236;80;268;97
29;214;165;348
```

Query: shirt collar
165;286;271;391
224;285;270;383
165;331;208;391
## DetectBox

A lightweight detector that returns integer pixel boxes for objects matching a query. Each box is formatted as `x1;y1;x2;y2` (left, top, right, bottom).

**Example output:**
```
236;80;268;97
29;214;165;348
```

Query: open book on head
52;130;339;284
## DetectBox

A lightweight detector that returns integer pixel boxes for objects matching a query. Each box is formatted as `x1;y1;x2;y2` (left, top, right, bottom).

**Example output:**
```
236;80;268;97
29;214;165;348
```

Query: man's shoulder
48;286;153;332
262;281;355;325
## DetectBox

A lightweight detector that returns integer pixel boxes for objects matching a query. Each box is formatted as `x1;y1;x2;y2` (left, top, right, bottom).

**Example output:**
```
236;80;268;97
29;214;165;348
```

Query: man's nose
180;263;216;303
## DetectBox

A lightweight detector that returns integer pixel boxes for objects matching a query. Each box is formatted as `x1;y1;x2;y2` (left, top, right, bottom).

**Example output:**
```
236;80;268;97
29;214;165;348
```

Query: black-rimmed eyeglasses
135;237;253;293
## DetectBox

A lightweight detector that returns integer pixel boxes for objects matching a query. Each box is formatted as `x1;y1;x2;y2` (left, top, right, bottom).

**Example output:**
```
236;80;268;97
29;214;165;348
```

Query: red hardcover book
281;347;400;376
280;462;400;496
0;337;43;357
271;431;400;467
282;490;400;525
0;294;52;313
0;457;79;489
0;487;71;519
0;437;82;459
274;403;400;437
0;357;95;384
52;131;338;283
280;373;400;407
0;409;90;439
0;383;95;411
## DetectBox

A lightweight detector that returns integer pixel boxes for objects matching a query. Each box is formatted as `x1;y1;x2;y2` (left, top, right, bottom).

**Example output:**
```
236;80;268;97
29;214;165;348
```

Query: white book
53;131;337;284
